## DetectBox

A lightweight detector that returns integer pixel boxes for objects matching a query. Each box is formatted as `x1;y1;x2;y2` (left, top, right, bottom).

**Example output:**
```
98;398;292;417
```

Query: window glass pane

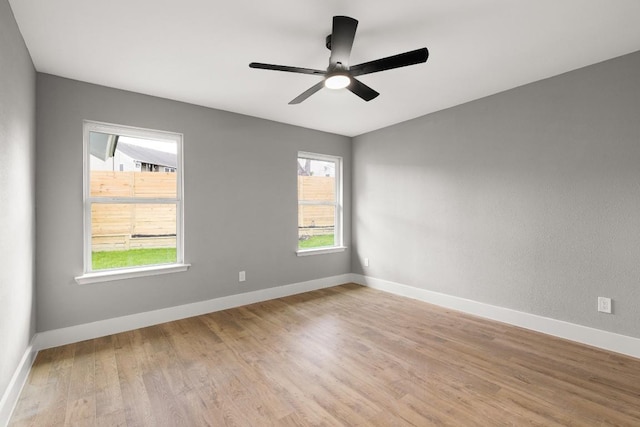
89;132;177;198
297;158;335;202
298;204;335;249
91;203;176;270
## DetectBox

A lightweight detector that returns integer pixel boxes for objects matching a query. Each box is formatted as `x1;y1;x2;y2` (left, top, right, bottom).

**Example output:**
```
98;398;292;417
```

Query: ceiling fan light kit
325;74;350;89
249;15;429;104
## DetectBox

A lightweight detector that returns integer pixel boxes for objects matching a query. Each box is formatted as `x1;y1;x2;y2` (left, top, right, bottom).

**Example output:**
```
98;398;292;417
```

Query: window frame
296;151;345;256
76;120;188;284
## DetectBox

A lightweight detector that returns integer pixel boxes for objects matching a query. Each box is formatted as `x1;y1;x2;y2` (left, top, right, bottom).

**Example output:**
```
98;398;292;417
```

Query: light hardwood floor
10;284;640;426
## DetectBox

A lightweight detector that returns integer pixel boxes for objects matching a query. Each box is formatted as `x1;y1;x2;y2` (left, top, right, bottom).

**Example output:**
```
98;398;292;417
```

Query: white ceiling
9;0;640;137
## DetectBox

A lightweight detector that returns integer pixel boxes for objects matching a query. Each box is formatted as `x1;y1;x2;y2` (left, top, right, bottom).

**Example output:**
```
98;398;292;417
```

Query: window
77;121;187;284
297;152;344;255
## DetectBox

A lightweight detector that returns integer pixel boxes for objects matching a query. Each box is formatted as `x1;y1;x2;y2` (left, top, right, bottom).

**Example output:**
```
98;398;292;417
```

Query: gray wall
36;74;351;331
0;0;36;400
353;51;640;338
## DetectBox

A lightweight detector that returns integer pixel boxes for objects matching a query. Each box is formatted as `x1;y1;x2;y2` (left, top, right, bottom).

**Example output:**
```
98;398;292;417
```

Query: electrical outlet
364;257;369;267
239;271;246;282
597;297;611;314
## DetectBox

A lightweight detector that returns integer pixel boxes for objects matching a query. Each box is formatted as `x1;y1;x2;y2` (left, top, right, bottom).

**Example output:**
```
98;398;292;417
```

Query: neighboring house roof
117;142;177;168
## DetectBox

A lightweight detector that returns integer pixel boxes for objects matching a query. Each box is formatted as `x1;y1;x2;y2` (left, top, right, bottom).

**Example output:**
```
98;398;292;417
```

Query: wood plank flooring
10;284;640;426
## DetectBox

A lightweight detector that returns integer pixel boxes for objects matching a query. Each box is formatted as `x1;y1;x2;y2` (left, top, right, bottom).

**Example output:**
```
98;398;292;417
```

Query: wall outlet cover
597;297;611;314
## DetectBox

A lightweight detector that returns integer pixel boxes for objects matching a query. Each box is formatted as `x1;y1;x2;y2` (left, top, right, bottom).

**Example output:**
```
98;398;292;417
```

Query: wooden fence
91;172;336;251
91;171;176;252
298;176;336;238
91;171;176;198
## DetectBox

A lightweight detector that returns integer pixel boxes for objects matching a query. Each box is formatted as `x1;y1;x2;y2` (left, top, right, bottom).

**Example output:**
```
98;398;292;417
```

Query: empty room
2;0;640;425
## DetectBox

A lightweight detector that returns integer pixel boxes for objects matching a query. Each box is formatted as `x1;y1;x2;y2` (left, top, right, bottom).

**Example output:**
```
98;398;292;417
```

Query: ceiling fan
249;16;429;104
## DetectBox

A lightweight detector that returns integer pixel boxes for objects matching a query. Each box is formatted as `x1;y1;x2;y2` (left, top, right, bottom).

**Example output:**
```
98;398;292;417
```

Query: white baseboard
352;274;640;360
33;274;352;351
0;342;37;427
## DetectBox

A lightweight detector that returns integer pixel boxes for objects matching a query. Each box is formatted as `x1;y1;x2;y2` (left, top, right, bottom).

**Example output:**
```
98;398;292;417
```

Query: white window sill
296;246;347;257
75;263;190;285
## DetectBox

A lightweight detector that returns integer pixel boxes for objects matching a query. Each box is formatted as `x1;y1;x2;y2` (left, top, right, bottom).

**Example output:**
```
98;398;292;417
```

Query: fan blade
348;78;379;102
250;62;326;76
289;81;325;104
329;16;358;67
350;48;428;76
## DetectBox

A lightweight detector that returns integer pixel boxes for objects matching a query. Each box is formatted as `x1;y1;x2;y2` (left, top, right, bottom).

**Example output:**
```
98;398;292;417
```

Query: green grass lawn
92;248;177;270
299;234;334;249
93;235;334;270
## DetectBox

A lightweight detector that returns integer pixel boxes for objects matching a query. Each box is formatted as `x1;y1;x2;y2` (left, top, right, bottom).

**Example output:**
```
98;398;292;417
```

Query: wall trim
33;274;352;351
351;274;640;360
0;342;37;427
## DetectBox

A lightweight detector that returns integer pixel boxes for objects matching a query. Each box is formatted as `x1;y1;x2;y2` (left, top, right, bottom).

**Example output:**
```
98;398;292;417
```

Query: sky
119;136;176;154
